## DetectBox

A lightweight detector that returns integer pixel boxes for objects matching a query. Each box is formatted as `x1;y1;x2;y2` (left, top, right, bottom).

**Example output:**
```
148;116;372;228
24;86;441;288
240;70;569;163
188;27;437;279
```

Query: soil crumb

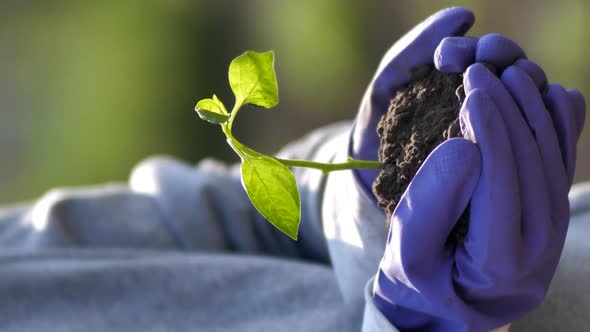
372;67;469;244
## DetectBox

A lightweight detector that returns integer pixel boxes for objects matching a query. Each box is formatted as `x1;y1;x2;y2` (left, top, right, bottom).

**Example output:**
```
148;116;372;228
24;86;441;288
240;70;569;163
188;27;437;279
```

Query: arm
345;6;586;332
0;123;352;263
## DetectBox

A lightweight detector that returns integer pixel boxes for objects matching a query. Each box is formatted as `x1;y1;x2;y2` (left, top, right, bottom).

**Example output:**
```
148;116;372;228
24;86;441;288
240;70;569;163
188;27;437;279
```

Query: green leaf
229;50;279;109
195;95;229;124
240;155;300;240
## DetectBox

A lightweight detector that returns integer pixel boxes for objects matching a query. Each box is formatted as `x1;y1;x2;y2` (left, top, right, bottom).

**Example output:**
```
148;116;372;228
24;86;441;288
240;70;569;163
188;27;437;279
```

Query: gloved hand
372;45;586;332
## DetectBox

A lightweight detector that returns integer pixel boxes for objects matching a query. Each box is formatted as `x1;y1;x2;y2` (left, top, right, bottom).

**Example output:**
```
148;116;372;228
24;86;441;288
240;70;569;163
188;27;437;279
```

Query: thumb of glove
380;138;481;284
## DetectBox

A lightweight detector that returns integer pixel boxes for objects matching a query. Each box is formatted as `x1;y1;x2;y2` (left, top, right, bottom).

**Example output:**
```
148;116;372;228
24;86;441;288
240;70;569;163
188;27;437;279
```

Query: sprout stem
275;157;381;174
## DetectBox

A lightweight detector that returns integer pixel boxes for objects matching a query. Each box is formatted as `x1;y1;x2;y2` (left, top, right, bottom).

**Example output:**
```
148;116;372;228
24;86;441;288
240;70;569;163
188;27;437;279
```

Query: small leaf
195;95;229;124
240;155;300;239
229;50;279;109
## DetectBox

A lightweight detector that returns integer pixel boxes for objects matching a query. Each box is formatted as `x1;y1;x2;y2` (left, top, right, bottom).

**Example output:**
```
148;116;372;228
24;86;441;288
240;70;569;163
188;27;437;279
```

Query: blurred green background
0;0;588;204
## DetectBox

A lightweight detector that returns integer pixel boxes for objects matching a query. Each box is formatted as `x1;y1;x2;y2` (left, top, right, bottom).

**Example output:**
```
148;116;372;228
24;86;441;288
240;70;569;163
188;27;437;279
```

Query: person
0;7;587;332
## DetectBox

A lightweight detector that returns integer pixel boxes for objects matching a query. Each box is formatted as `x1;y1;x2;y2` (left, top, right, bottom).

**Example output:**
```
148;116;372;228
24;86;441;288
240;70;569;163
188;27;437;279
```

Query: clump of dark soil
372;67;469;244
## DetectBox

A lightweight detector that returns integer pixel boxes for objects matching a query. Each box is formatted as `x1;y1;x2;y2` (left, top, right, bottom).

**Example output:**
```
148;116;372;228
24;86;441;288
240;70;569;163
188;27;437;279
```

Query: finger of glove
475;33;526;70
457;88;521;262
567;89;587;139
436;33;526;74
544;84;578;186
513;59;548;91
501;67;566;240
463;65;544;200
434;36;479;73
384;138;481;277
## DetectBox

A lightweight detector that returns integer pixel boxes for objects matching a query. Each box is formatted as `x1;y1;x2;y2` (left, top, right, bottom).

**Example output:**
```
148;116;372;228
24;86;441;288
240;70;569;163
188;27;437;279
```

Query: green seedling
195;50;380;240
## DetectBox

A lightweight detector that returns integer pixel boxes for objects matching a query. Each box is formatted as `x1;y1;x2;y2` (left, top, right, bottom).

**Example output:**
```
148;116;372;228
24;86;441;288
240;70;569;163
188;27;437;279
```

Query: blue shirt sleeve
0;124;355;263
2;122;589;331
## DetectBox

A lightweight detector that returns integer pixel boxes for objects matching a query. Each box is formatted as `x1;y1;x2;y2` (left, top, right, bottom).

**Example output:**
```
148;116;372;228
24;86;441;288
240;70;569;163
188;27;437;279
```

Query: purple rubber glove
350;7;475;195
373;62;586;331
434;33;526;73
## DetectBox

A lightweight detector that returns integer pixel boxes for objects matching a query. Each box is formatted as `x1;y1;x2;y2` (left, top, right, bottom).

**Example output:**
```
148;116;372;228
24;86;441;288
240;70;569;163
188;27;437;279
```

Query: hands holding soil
350;7;587;331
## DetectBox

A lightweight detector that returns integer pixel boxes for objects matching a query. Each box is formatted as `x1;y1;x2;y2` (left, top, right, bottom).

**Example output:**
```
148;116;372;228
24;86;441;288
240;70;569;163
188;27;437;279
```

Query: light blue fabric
0;123;589;331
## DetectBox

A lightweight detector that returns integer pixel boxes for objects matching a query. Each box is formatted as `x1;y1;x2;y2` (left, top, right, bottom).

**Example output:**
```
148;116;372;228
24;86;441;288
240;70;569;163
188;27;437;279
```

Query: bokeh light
0;0;588;203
